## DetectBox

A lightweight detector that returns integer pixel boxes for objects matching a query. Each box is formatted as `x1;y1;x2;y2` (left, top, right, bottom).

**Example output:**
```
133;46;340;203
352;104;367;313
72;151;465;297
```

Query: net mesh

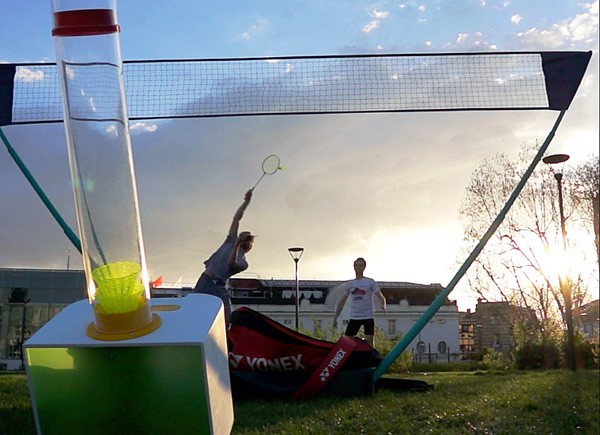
5;52;587;125
61;61;125;123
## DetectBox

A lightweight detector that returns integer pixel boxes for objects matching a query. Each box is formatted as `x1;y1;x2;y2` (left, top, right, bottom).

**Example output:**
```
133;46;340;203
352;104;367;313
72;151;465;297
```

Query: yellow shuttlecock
92;261;145;314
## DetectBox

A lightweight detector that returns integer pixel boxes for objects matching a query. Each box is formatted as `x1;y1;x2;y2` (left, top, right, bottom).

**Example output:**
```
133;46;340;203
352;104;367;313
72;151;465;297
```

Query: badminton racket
251;154;282;191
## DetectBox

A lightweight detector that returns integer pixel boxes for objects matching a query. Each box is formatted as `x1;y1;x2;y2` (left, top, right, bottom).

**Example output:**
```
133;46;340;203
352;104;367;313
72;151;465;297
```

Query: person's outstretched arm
228;189;253;237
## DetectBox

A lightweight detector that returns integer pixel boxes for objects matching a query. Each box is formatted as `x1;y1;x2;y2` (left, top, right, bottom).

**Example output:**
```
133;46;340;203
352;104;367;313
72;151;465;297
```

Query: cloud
239;18;269;41
362;7;390;34
114;105;578;288
443;32;498;51
510;14;522;25
363;20;380;34
15;67;44;83
513;1;598;49
130;122;158;134
2;2;597;306
371;9;389;19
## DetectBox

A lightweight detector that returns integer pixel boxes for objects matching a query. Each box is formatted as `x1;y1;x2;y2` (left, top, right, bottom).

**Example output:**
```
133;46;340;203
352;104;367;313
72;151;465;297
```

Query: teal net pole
0;127;82;253
373;110;567;381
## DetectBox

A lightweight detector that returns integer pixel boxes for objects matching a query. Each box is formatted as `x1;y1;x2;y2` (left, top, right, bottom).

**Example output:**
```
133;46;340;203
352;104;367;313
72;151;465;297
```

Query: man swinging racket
193;154;281;321
193;189;256;321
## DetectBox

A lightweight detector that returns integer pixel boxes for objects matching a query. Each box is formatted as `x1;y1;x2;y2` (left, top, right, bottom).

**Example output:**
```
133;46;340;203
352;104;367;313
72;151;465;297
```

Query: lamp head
542;153;570;177
288;247;304;261
542;153;570;164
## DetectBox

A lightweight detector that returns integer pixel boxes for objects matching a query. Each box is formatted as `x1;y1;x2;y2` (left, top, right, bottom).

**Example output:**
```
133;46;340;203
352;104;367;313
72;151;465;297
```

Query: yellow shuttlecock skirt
88;261;160;339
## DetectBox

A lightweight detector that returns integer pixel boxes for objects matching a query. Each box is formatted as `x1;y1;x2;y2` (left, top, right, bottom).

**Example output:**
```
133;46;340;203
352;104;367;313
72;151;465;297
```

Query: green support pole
0;127;82;253
373;110;566;381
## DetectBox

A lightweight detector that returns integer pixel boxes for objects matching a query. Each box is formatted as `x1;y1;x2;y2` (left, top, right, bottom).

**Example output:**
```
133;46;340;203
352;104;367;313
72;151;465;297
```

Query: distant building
458;309;476;357
0;268;86;370
575;299;599;340
0;268;461;369
459;300;537;358
156;276;462;363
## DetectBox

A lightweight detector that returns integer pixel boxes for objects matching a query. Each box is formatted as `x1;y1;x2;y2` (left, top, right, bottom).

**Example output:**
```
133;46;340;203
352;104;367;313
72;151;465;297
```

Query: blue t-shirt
204;234;248;282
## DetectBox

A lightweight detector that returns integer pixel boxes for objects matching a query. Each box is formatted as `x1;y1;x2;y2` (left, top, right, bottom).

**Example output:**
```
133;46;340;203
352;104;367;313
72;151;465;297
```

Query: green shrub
573;334;600;369
481;348;512;370
514;340;563;369
374;329;413;373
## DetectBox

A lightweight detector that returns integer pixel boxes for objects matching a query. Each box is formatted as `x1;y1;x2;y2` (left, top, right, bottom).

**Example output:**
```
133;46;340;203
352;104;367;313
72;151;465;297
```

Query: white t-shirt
341;277;381;320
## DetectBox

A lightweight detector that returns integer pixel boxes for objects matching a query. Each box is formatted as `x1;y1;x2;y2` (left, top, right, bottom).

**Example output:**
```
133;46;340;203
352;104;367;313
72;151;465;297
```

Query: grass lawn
2;370;598;434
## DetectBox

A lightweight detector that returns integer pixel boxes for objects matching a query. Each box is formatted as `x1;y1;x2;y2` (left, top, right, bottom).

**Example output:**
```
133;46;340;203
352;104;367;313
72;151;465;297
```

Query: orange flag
152;275;163;288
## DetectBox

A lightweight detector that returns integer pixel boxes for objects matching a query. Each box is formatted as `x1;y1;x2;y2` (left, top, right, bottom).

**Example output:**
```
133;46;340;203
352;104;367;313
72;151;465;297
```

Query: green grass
2;370;598;434
0;373;34;434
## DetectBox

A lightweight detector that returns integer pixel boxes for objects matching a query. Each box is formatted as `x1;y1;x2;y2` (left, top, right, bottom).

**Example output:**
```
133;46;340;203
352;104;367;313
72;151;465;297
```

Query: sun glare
538;245;569;288
361;225;461;285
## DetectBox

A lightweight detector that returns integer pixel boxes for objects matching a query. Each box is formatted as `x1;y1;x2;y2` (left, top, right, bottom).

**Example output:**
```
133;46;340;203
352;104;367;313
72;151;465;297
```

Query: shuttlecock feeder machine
23;2;233;434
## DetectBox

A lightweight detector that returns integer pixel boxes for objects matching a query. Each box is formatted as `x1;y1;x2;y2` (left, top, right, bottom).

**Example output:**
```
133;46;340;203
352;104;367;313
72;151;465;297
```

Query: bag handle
292;336;357;399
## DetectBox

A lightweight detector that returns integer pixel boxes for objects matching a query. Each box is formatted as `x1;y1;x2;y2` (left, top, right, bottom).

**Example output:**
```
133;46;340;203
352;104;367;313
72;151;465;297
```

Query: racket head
261;154;281;174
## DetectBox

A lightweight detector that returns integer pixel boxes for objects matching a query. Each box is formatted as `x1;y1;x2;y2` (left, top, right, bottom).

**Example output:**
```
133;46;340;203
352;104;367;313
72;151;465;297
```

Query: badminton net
0;51;591;126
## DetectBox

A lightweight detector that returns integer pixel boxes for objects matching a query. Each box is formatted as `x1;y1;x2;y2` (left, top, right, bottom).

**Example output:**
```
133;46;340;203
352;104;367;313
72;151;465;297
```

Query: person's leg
344;319;361;337
363;319;375;346
193;275;231;320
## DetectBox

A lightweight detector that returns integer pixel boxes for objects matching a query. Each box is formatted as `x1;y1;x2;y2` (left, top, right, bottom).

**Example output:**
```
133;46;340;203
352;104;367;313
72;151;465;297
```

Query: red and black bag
227;307;382;399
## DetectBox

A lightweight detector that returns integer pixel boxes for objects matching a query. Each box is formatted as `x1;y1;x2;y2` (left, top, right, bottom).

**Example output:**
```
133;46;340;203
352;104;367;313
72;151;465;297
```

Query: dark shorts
193;273;231;320
345;318;375;336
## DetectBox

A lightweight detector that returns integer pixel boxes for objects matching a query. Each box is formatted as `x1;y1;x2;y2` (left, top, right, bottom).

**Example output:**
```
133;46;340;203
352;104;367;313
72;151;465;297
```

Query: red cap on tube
52;9;119;37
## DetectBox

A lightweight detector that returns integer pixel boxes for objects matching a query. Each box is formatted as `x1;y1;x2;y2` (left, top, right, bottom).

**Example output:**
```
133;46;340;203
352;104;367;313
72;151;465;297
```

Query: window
438;341;447;354
461;324;473;333
387;319;396;336
492;334;502;350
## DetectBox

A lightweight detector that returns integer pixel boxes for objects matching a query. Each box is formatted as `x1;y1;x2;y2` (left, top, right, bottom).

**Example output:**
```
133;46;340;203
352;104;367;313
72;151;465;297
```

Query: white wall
233;299;460;362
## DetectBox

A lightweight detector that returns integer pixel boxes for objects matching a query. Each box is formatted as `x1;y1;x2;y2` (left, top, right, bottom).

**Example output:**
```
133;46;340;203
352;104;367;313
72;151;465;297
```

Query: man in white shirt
333;257;386;346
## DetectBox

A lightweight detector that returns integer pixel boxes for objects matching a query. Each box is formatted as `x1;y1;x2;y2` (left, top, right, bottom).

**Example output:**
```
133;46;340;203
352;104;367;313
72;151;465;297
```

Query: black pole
294;259;299;330
555;172;577;371
556;173;567;250
288;247;304;331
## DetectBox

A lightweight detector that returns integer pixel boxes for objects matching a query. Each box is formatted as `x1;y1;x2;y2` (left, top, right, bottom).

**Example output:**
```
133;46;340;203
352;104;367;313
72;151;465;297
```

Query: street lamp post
542;153;576;371
288;247;304;330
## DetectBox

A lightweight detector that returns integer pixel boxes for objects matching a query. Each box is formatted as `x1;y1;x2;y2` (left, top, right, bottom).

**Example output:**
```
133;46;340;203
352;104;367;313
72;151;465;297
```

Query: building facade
576;299;599;340
0;268;87;369
226;277;461;363
1;268;461;369
459;300;537;358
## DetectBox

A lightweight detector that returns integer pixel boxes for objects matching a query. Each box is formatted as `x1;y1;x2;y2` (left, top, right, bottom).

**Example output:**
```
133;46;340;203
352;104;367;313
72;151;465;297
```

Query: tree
459;142;599;368
570;157;600;268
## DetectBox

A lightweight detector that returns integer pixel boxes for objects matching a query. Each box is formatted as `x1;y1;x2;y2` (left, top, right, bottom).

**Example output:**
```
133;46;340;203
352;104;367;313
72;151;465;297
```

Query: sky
1;0;598;311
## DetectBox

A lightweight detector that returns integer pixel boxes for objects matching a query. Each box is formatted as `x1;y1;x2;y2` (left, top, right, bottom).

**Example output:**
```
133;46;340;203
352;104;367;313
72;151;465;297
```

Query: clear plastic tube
51;0;158;337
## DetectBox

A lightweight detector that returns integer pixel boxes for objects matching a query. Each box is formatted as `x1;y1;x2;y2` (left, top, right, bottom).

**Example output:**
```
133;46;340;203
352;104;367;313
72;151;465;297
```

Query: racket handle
251;173;266;191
